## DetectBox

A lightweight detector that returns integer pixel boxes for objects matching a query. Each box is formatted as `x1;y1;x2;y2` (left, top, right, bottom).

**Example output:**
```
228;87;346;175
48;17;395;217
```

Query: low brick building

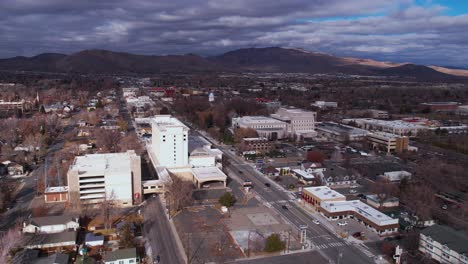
44;186;69;203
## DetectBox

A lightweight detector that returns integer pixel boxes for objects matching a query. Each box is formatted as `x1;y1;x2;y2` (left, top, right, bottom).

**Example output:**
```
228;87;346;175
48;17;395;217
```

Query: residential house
323;164;358;186
25;231;77;250
85;232;104;247
23;215;79;234
5;161;24;175
366;194;399;208
104;248;138;264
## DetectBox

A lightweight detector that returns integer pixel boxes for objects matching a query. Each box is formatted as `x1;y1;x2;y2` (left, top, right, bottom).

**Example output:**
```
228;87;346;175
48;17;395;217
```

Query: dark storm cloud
0;0;467;66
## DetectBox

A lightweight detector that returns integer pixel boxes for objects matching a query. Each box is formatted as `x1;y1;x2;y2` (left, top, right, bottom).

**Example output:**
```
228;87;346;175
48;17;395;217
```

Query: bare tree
0;222;23;260
371;178;398;208
96;129;121;153
102;190;117;230
119;133;143;155
165;173;194;216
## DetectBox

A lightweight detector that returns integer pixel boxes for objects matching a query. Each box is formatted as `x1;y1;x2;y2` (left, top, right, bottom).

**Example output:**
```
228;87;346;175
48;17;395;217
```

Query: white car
312;219;320;225
349;190;357;194
337;221;348;226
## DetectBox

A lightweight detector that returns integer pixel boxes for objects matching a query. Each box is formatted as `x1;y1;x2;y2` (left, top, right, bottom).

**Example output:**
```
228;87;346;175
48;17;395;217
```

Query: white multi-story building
232;116;287;140
271;107;317;139
419;225;468;264
150;115;189;168
343;118;426;136
67;150;142;207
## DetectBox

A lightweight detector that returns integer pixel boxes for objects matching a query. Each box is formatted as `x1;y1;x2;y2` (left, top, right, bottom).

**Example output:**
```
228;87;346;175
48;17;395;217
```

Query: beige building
67;150;142;207
271;107;317;139
367;132;409;153
419;225;468;264
301;186;346;210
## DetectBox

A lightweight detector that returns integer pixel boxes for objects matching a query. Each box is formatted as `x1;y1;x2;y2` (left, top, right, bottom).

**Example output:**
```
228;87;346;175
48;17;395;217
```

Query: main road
156;97;379;264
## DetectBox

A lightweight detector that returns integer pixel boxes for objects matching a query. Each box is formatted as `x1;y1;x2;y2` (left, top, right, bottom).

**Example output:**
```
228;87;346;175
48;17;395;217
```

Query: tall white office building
151;115;189;168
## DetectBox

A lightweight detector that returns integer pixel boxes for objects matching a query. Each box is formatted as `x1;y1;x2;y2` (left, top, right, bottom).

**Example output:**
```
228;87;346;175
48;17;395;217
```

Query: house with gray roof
104;248;138;264
419;224;468;263
24;231;77;250
23;215;79;234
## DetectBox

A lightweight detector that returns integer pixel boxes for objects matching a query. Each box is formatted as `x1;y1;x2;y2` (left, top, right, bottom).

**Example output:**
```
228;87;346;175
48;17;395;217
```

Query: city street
143;196;185;264
156;97;379;263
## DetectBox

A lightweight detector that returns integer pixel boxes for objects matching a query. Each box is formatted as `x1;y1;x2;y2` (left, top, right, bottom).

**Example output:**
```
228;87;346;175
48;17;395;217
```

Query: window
119;261;124;264
442;252;450;259
129;260;135;263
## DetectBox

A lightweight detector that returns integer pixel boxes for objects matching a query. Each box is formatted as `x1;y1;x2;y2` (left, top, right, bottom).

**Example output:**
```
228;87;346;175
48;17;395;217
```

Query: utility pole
186;232;191;264
247;230;251;257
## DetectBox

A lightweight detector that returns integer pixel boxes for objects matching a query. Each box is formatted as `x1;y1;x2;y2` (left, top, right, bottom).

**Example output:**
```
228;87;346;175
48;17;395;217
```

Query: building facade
302;186;398;236
240;137;273;154
151;115;189;168
419;225;468;264
271;107;317;139
367;132;409;153
67;150;142;207
232;116;287;140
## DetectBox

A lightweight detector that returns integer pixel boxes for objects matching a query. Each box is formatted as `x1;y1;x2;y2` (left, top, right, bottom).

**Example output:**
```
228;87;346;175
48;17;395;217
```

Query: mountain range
0;47;467;81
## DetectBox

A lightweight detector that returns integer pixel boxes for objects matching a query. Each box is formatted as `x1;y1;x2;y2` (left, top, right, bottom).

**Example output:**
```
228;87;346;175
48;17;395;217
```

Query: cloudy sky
1;0;468;66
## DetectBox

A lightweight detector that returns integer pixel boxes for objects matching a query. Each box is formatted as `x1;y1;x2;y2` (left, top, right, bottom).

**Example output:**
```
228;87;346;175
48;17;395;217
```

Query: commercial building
302;186;346;209
146;116;227;192
271;107;317;139
191;167;227;188
420;102;459;112
316;122;370;142
232;116;287;140
368;109;389;119
343;118;426;137
240;137;273;154
0;100;25;113
67;150;142;207
150;115;189;168
311;101;338;109
457;105;468;116
320;200;399;235
367;132;409;153
302;187;398;236
419;225;468;264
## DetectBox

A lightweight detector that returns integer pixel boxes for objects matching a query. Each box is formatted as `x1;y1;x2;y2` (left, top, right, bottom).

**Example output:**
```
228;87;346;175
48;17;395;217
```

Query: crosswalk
314;241;346;249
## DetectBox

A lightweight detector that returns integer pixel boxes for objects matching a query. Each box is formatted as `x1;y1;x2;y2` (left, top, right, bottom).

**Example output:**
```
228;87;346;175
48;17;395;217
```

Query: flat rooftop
45;186;69;193
70;151;136;177
236;116;286;124
348;118;426;129
192;167;227;181
151;115;188;130
317;122;369;135
303;186;346;200
321;200;398;226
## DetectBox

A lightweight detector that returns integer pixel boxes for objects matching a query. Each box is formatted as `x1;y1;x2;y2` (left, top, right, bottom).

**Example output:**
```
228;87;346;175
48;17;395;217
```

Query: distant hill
0;47;465;81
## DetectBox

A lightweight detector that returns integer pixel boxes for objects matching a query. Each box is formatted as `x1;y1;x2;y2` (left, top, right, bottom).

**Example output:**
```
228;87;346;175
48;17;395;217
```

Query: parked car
337;221;348;226
312;219;320;225
349;190;357;194
282;205;288;210
264;183;271;187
